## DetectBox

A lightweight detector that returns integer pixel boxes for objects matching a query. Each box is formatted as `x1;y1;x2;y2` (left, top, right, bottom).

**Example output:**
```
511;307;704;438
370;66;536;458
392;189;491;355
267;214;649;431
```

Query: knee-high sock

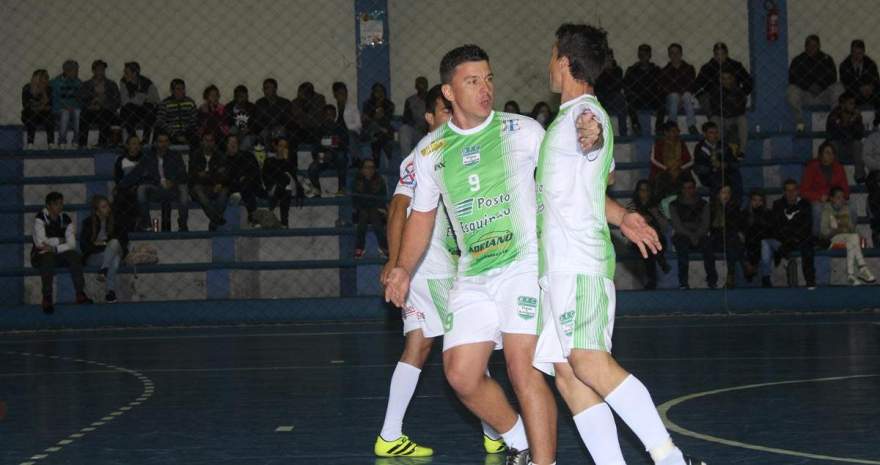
379;362;422;440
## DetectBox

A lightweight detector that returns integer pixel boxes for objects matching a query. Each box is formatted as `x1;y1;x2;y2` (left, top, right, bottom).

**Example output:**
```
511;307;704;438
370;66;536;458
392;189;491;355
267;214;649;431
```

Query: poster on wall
359;11;385;47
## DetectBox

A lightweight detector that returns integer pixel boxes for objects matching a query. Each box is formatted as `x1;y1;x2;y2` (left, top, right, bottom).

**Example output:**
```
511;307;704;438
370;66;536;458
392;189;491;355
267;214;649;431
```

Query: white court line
275;426;295;432
658;374;880;464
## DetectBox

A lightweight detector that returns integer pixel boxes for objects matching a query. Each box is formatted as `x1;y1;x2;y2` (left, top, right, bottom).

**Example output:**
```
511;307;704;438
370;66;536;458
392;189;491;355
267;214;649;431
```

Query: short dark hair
155;130;170;140
234;85;248;95
783;178;799;188
806;34;821;47
170;78;185;92
203;84;219;100
332;82;347;93
829;186;845;197
92;59;107;71
638;43;651;53
681;177;696;187
425;84;451;115
440;45;490;84
668;43;683;54
852;39;866;51
713;42;728;53
749;188;765;199
839;91;856;103
555;23;608;85
263;78;278;88
124;61;140;75
662;120;680;131
323;104;337;114
701;121;718;132
45;191;63;205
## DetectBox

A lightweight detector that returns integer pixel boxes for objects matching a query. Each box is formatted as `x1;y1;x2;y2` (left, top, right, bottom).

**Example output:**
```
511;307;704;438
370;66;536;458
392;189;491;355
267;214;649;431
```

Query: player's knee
505;358;542;393
443;362;481;397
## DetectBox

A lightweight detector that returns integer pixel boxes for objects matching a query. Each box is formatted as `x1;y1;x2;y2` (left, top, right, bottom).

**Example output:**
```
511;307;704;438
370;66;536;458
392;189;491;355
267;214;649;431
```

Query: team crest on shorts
517;296;538;320
560;310;575;336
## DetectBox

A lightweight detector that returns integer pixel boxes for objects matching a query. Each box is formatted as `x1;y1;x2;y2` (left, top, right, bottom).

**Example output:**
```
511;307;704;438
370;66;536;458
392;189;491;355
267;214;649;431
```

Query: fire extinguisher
766;1;779;42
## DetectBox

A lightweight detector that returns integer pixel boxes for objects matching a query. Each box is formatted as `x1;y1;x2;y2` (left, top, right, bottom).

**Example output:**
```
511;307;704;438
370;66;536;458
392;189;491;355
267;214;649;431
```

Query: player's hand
576;111;603;152
620;211;661;258
380;260;396;287
383;267;411;308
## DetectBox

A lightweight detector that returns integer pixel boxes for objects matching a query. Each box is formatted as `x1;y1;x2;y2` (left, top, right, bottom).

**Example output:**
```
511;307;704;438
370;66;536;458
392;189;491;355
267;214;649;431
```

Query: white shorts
402;275;454;338
442;257;540;352
533;273;616;376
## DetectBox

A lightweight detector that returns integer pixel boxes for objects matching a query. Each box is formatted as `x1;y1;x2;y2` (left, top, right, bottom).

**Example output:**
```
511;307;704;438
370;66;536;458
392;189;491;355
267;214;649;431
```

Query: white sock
604;375;675;456
501;415;529;451
573;403;627;465
379;362;421;440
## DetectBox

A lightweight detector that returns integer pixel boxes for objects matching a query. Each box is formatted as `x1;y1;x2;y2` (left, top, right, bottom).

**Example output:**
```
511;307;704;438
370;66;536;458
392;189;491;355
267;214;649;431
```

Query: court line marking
275;426;295;432
658;374;880;464
6;351;155;465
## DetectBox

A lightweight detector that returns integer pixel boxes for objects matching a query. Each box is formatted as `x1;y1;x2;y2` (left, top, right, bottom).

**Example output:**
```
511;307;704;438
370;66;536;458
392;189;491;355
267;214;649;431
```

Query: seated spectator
710;185;745;288
262;137;301;228
692;121;743;199
787;35;840;131
503;100;522;114
761;179;816;288
254;78;291;143
80;195;127;303
659;43;698;135
827;92;866;181
708;67;749;154
118;132;189;232
801;141;850;233
741;189;772;281
31;192;92;314
820;187;876;285
623;44;663;135
157;78;198;146
225;133;264;226
113;135;146;233
189;132;230;231
362;82;395;168
839;40;879;108
399;76;429;156
289;81;326;145
650;121;693;200
353;159;388;259
694;42;753;116
309;105;349;197
198;84;228;142
332;82;363;165
670;178;716;289
50;60;82;148
595;49;628;136
530;102;554;129
628;180;670;289
21;69;55;149
863;124;880;245
78;60;120;148
226;85;257;151
119;62;159;143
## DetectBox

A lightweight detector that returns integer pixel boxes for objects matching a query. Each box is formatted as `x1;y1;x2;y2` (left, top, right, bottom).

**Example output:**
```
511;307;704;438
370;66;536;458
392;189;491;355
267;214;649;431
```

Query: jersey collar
448;111;495;136
559;93;593;112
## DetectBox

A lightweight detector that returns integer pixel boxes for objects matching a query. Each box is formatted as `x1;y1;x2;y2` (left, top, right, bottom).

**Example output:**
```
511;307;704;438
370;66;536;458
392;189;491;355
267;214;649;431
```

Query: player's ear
425;112;435;128
441;83;455;103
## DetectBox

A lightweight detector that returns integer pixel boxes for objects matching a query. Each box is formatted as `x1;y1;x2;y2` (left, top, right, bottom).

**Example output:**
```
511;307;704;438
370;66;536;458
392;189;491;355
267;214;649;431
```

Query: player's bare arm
384;209;437;307
605;196;661;258
380;194;412;285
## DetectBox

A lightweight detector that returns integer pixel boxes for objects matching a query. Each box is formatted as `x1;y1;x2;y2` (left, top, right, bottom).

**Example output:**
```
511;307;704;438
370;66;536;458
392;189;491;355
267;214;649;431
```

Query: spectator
31;192;92;314
118;132;189;232
650;121;693;200
225;85;257;151
399;76;429;156
309;105;349;197
839;39;879;107
708;67;749;154
198;84;228;142
827;92;866;181
503;100;522;114
189;132;230;231
670;178;716;289
659;43;698;135
741;189;772;281
761;179;816;288
262;137;300;228
862;124;880;245
820;187;876;285
787;35;840;131
628;180;670;289
254;78;291;143
623;44;663;135
595;49;628;136
113;135;146;233
801;141;850;233
21;69;55;149
692;121;743;199
530;101;554;129
363;82;395;168
78;60;120;148
352;159;388;259
694;42;753;117
225;133;264;226
156;79;198;146
710;184;745;288
80;195;127;303
119;62;160;143
50;60;82;148
332;82;363;165
289;81;327;144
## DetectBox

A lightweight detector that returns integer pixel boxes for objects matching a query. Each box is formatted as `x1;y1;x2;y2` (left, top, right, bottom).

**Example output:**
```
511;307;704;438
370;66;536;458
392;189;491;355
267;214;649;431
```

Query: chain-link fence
1;0;878;315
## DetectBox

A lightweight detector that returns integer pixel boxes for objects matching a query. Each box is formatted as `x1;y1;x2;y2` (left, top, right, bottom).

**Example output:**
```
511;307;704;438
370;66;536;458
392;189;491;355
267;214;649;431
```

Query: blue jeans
760;238;816;284
666;92;696;128
86;239;123;292
57;108;81;145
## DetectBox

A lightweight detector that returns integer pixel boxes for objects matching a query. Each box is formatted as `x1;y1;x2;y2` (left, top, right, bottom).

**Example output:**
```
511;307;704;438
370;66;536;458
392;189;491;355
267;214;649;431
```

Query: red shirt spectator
801;142;850;202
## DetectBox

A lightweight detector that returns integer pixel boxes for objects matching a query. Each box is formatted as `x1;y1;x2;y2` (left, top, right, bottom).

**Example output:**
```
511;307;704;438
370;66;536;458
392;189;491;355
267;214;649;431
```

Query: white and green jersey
536;94;615;280
411;111;544;277
394;152;458;278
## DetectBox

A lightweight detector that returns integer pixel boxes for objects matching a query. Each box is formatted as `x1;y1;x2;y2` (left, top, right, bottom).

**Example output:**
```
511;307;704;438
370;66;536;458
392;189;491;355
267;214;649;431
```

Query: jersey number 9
468;174;480;192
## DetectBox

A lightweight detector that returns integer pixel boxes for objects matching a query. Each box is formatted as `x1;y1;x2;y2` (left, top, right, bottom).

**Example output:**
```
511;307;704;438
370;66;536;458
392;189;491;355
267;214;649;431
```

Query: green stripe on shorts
427;278;455;333
574;274;610;352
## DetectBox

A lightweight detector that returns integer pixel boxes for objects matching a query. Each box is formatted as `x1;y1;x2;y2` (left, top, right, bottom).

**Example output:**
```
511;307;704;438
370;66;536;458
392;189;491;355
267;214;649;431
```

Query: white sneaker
857;266;876;283
848;275;862;286
796;123;805;132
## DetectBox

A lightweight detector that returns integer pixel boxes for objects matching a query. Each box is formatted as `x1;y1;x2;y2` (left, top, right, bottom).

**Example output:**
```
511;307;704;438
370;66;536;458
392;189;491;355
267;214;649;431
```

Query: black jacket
789;52;837;92
227;151;263;192
188;149;230;187
623;61;662;108
742;206;773;244
353;174;387;210
118;149;187;189
80;215;128;261
262;156;297;195
692;140;739;186
225;100;257;134
254;96;291;134
770;197;812;245
708;84;747;118
596;62;625;104
695;58;753;97
839;55;879;97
